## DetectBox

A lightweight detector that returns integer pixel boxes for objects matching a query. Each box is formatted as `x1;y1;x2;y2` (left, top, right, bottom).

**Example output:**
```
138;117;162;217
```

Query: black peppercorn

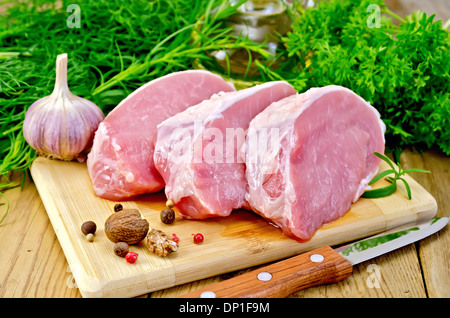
160;208;175;224
81;221;97;235
114;203;123;212
114;242;129;257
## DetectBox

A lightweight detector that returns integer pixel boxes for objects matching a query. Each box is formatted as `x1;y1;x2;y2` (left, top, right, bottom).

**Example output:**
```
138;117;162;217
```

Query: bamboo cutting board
30;156;437;298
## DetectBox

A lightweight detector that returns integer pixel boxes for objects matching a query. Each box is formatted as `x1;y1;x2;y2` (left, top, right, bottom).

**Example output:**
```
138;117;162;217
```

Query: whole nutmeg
114;242;129;257
81;221;97;235
104;209;149;245
160;208;175;224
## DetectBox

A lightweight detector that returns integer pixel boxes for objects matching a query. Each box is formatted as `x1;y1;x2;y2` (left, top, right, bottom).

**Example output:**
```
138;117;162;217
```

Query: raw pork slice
87;70;235;200
154;81;297;219
244;85;386;241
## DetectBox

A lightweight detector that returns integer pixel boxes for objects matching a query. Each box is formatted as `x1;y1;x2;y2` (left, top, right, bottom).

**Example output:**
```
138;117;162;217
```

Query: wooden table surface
0;1;449;298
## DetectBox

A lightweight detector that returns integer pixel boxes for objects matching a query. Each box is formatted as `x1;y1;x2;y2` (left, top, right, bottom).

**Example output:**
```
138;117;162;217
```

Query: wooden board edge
29;156;440;298
30;161;98;297
170;199;387;287
370;172;438;229
30;158;179;298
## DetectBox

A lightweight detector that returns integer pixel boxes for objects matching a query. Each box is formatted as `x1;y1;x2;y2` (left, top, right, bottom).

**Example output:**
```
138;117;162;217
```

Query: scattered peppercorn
113;203;123;212
165;199;175;208
160;208;175;224
81;221;97;235
125;252;138;263
193;233;204;244
114;242;129;257
86;233;94;242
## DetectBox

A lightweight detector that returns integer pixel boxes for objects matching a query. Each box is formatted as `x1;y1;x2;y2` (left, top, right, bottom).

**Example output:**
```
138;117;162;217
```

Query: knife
178;216;449;298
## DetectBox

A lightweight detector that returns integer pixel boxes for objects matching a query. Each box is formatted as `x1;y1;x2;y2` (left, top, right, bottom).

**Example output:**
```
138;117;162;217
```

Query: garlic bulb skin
23;53;104;161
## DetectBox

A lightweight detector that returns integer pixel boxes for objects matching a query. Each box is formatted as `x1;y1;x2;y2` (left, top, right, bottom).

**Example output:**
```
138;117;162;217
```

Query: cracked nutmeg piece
147;229;178;257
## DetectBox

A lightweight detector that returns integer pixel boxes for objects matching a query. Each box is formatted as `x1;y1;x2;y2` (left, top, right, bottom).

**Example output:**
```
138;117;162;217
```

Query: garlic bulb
23;53;104;161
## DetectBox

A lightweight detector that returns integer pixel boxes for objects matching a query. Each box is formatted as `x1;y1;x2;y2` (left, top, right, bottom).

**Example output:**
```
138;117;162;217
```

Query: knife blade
178;216;449;298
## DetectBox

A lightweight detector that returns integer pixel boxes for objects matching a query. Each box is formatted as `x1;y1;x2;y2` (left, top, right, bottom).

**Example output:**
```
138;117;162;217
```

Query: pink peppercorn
125;252;138;263
193;233;204;244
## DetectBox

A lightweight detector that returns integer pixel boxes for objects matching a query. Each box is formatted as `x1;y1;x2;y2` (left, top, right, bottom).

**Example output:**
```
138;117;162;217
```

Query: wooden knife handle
178;246;353;298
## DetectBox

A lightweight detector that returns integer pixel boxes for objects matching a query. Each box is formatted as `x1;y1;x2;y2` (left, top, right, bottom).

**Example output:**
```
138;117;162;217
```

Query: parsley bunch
279;0;449;155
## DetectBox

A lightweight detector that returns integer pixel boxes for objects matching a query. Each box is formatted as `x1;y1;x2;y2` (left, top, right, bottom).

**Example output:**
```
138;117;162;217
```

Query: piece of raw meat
243;85;386;241
154;81;297;219
87;70;235;200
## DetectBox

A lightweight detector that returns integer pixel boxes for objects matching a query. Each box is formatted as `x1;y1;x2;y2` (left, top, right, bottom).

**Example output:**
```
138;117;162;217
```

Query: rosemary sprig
362;152;431;199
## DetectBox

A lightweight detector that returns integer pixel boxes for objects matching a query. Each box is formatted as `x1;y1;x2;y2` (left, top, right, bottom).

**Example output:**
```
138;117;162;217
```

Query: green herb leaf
281;0;450;155
401;168;431;175
0;0;447;223
368;169;396;185
373;152;397;171
363;151;431;199
362;180;397;198
399;178;412;199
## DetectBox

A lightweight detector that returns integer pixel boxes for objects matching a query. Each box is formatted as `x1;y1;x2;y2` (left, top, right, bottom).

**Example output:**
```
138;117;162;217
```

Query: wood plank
291;243;427;298
385;0;450;22
400;150;450;297
177;246;354;298
0;0;445;300
152;151;440;298
383;0;450;300
161;150;447;299
28;156;437;298
3;149;441;298
150;241;428;298
0;171;81;297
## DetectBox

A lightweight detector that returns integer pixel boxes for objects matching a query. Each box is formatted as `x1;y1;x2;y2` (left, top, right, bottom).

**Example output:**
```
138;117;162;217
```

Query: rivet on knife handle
178;246;353;298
